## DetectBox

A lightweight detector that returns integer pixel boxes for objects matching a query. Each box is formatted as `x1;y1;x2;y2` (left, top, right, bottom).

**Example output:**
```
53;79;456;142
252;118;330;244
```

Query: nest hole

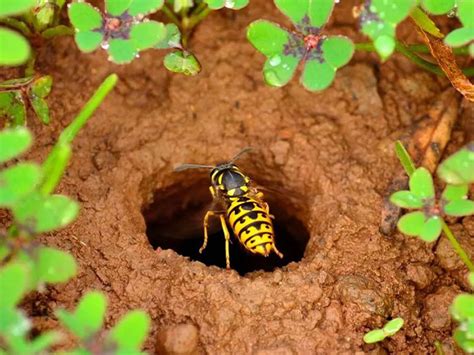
142;177;310;275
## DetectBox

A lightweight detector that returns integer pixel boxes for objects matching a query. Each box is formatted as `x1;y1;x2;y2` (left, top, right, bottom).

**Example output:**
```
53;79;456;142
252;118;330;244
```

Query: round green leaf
438;144;474;185
371;0;417;24
75;31;104;53
36;247;77;284
262;54;300;87
454;329;474;353
390;190;423;208
155;23;181;49
0;0;35;17
105;0;131;16
129;0;164;15
0;163;42;207
30;76;53;98
442;184;468;202
205;0;224;9
322;36;354;68
108;311;150;350
308;0;334;28
274;0;308;26
75;292;107;336
0;127;32;163
458;0;474;27
409;167;434;199
68;3;103;31
13;194;79;233
444;200;474;217
0;90;26;126
0;262;29;309
397;211;425;236
130;21;166;50
419;216;442;242
374;35;395;60
451;294;474;320
163;51;201;75
0;28;31;66
300;59;336;91
224;0;249;10
247;20;292;57
445;27;474;48
108;39;137;64
383;318;404;336
363;329;385;344
421;0;455;15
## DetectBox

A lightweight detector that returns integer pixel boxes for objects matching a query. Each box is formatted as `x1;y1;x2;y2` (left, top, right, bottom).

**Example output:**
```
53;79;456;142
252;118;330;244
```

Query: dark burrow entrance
142;177;310;275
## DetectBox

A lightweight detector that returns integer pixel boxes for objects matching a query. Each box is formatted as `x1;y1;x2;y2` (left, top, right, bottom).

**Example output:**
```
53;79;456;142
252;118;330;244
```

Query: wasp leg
219;214;231;269
272;243;284;259
201;210;218;253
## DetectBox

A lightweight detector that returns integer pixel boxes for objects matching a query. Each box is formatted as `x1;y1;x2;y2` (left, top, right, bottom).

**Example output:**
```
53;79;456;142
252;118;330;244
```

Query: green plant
450;291;474;352
0;74;150;354
247;0;474;92
363;318;404;344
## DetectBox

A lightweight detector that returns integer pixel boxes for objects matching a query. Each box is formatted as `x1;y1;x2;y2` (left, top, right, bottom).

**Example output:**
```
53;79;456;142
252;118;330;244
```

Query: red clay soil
8;0;474;353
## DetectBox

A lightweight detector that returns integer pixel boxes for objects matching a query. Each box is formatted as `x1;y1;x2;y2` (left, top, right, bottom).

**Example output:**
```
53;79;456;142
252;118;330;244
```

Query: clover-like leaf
301;60;335;91
383;318;404;336
205;0;248;10
421;0;455;15
419;216;442;242
13;193;79;233
438;142;474;185
274;0;308;25
27;331;61;354
363;317;404;344
30;76;53;98
442;184;468;202
164;51;201;75
363;329;385;344
130;21;166;50
129;0;164;16
0;262;29;309
155;23;181;49
105;0;131;16
409;167;434;199
444;200;474;217
454;329;474;353
108;311;150;351
108;39;138;64
390;191;423;208
75;31;104;53
397;211;424;236
451;294;474;320
322;36;354;68
68;2;103;31
35;247;77;284
0;28;31;66
0;127;32;163
0;0;35;17
445;27;474;48
0;90;26;126
0;163;42;207
457;0;474;27
30;97;50;124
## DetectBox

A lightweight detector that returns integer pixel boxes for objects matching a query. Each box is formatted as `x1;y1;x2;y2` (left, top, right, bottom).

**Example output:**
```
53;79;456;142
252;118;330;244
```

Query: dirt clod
156;323;201;355
406;263;436;289
423;286;459;330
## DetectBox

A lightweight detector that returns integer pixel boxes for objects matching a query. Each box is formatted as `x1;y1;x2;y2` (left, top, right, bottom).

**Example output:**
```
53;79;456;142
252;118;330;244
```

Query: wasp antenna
230;147;253;164
174;163;215;172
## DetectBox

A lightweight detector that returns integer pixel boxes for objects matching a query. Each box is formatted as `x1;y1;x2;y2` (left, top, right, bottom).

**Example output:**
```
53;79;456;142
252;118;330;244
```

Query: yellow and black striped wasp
175;148;283;269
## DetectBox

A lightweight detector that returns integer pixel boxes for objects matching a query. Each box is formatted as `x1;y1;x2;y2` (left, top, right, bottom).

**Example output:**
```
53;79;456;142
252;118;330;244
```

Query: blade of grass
395;140;416;177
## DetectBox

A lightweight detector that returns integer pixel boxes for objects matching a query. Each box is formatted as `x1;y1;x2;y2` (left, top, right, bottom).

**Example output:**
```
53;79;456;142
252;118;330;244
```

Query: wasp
175;148;283;269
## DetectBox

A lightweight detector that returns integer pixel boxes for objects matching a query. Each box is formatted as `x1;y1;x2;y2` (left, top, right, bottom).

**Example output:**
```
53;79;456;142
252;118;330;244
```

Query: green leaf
374;35;395;60
36;247;77;284
0;163;42;207
390;190;423;208
419;216;442;242
458;0;474;27
410;7;443;38
0;127;32;163
322;36;354;68
206;0;248;9
444;200;474;217
247;20;292;57
0;262;29;309
451;294;474;320
68;3;103;31
274;0;308;25
442;184;468;202
130;21;166;50
0;308;30;337
75;31;104;53
372;0;417;24
0;0;35;17
395;140;416;176
105;0;131;16
40;144;72;196
383;318;404;336
0;28;31;66
409;167;434;199
445;27;474;48
163;51;201;75
108;39;137;64
469;272;474;289
30;75;53;98
0;90;26;126
13;193;79;233
263;54;300;87
173;0;193;12
155;23;181;49
421;0;455;15
454;329;474;353
129;0;164;15
28;331;61;353
35;3;55;31
31;97;50;124
0;77;33;88
363;329;385;344
438;143;474;185
308;0;334;28
108;311;150;350
300;59;335;91
397;211;425;236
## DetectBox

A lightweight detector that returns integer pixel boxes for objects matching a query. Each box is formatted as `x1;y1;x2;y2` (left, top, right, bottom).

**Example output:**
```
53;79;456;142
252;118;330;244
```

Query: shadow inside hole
143;178;310;275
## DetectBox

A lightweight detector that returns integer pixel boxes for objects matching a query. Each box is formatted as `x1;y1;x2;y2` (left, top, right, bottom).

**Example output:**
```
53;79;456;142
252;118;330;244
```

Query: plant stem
161;4;181;27
434;341;445;355
24;52;36;77
0;18;31;37
442;221;474;272
355;42;469;55
41;25;74;39
185;7;212;31
395;41;444;76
